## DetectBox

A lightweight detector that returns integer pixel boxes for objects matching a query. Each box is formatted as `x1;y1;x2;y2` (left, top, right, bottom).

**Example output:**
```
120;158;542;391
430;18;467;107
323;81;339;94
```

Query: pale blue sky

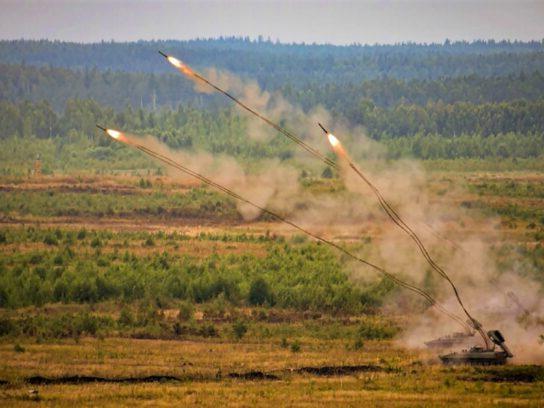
1;0;543;45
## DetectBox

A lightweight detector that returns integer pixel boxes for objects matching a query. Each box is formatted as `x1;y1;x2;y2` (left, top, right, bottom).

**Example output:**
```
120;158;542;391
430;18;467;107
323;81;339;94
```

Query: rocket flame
167;56;183;68
106;129;121;139
327;133;340;147
326;132;346;158
166;56;194;76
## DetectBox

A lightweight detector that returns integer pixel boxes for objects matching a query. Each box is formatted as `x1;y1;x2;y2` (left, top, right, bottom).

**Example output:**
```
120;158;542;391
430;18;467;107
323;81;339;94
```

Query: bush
290;340;301;353
53;254;64;265
0;317;16;336
43;234;58;246
232;320;248;340
178;301;194;322
70;278;98;303
76;313;99;336
143;237;155;247
13;343;25;353
202;295;228;319
139;178;152;188
90;237;102;248
248;278;273;306
117;307;134;327
353;337;364;350
200;323;218;337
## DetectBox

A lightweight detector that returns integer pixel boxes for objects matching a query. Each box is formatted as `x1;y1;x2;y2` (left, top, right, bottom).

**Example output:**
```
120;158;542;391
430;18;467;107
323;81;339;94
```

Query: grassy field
1;337;543;407
1;171;543;406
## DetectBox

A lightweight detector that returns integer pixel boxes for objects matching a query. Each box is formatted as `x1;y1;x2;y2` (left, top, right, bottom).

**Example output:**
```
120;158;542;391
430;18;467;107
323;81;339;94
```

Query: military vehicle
440;330;513;365
425;331;474;349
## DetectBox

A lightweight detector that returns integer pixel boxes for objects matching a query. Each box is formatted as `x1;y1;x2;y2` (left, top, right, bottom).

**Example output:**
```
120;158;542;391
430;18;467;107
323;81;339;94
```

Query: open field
1;171;543;406
2;171;543;233
1;338;543;407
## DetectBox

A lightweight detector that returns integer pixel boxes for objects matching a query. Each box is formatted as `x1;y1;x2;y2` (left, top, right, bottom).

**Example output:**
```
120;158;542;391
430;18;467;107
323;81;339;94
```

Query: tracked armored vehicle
440;330;513;365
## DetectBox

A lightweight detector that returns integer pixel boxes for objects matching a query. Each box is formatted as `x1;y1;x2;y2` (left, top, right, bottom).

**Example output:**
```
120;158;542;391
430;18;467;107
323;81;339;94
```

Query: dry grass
0;338;542;407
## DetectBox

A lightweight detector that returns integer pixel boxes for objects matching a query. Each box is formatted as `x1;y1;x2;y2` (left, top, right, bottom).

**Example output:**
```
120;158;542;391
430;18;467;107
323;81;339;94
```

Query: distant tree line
2;64;544;113
284;72;544;110
1;39;543;87
352;99;544;138
1;39;543;162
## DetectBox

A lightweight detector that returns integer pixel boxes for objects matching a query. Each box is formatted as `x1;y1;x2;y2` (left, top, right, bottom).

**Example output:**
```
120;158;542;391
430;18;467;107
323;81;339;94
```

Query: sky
1;0;543;45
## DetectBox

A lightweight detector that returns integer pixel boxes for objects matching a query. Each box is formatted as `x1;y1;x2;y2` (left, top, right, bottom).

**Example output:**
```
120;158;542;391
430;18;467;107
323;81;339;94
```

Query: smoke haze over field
111;55;543;359
1;0;543;45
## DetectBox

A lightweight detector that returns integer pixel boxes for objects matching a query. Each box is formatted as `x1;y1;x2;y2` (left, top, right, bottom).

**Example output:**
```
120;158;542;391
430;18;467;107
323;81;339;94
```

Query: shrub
290;340;301;353
43;234;58;246
53;280;68;302
202;295;227;319
70;278;98;302
90;237;102;248
76;313;99;336
353;337;364;350
77;229;87;240
118;307;134;327
0;317;16;336
13;343;25;353
232;320;248;340
53;254;64;265
143;237;155;247
178;301;194;322
139;178;152;188
29;253;43;264
200;323;219;338
248;278;273;306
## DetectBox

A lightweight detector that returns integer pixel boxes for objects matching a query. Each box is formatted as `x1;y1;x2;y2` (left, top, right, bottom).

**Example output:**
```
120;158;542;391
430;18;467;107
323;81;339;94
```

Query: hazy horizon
1;0;543;46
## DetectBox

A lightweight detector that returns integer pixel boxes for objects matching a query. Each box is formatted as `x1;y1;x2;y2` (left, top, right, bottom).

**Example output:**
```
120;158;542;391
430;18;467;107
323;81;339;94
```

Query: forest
0;39;542;169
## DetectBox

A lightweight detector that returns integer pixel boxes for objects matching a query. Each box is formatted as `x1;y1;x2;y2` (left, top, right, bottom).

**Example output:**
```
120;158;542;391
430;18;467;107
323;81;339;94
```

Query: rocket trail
157;51;469;314
158;51;336;167
98;125;472;332
318;123;490;347
156;52;487;344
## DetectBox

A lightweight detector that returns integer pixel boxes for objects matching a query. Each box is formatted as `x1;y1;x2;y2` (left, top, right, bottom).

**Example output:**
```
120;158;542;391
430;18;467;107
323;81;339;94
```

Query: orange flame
328;133;340;148
106;129;121;139
167;55;194;76
105;128;130;144
326;132;346;157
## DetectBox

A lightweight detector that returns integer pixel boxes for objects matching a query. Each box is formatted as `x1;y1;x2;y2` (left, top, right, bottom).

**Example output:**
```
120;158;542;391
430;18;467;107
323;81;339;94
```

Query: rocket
318;123;329;134
96;124;107;132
